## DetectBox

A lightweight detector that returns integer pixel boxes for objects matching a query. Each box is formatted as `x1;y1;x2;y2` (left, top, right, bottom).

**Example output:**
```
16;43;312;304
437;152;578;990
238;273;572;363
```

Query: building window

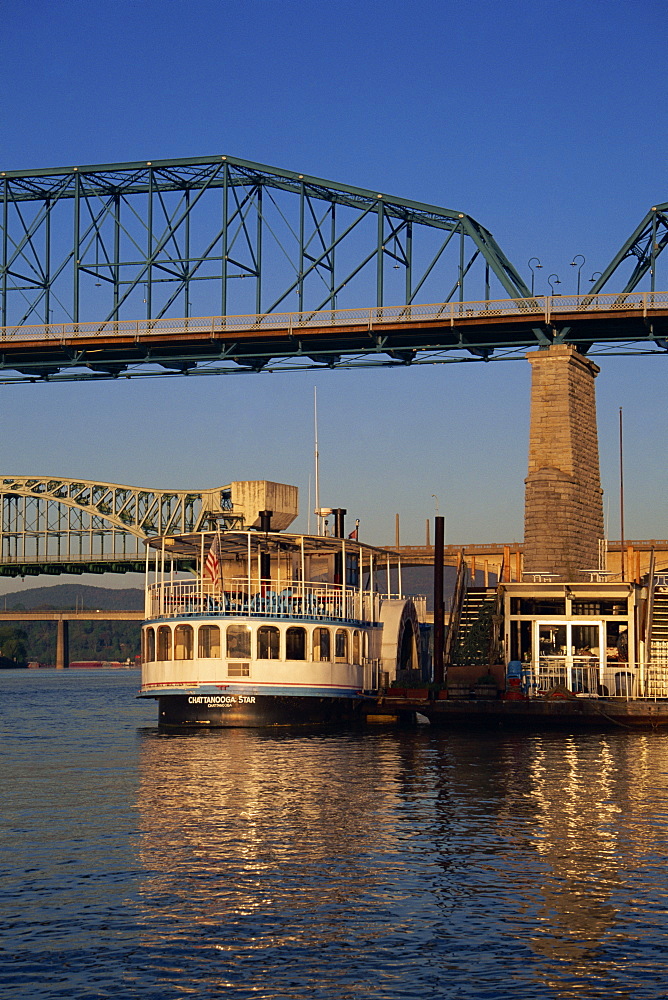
286;626;306;660
157;625;172;661
509;620;532;662
352;630;361;664
258;625;280;659
227;624;251;658
518;598;566;616
198;625;221;658
174;624;194;660
228;662;250;677
335;629;348;661
572;600;627;616
313;627;331;662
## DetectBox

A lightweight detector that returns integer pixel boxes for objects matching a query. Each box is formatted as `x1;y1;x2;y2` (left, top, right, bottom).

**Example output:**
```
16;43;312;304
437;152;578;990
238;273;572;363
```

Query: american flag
204;534;221;589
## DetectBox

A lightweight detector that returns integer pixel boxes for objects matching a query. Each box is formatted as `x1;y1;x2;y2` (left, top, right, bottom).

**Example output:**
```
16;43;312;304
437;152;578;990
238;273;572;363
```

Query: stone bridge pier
524;345;605;581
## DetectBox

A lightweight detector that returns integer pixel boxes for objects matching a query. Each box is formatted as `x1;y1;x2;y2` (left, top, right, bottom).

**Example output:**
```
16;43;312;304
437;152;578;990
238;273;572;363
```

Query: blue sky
1;0;666;592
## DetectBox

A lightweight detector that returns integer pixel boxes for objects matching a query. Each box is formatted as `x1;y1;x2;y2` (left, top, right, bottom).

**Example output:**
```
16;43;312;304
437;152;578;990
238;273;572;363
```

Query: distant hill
1;583;143;612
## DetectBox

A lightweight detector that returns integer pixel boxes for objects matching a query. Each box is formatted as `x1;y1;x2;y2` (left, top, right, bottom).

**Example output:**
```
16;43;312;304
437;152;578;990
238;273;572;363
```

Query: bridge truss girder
1;153;666;374
0;154;530;332
0;477;233;576
591;203;668;295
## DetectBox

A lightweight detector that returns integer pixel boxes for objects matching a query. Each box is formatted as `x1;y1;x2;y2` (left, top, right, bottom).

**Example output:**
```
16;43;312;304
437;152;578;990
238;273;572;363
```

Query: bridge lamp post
570;254;586;296
588;272;602;305
528;257;542;295
548;273;561;297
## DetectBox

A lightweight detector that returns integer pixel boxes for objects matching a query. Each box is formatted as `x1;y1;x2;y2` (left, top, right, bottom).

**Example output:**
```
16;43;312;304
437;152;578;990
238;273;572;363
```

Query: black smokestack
332;508;347;539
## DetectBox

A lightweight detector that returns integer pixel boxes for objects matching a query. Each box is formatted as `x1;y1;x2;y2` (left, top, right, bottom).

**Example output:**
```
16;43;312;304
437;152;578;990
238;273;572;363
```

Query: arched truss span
0;476;232;573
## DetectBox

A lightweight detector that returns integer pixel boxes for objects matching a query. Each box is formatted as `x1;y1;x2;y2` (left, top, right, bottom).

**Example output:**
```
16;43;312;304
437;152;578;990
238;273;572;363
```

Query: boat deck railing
147;578;403;624
529;657;668;699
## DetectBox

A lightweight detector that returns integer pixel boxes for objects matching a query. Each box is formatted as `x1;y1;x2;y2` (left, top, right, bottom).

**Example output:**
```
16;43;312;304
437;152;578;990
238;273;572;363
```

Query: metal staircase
651;591;668;645
647;572;668;696
450;587;498;666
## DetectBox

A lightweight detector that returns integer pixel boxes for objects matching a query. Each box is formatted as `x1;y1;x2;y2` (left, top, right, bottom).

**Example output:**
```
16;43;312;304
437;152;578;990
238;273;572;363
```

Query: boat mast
314;386;321;535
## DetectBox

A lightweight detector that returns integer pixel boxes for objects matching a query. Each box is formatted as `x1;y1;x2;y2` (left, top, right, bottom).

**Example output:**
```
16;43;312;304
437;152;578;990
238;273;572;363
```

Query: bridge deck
1;292;666;380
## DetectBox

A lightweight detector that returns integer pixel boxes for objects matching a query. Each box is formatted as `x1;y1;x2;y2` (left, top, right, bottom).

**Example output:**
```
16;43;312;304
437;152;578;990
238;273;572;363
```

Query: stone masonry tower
524;345;604;581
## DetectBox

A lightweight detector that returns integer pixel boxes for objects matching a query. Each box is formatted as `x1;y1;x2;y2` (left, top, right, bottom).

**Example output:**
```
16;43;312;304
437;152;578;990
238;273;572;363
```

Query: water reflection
493;732;668;996
135;730;435;996
133;728;668;998
10;674;668;996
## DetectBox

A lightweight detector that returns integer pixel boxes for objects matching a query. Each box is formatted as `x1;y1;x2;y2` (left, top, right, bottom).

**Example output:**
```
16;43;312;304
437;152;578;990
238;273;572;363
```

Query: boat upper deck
145;529;420;625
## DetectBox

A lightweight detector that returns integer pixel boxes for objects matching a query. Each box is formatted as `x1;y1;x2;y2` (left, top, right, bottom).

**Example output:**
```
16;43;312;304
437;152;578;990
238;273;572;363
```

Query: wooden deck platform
365;693;668;729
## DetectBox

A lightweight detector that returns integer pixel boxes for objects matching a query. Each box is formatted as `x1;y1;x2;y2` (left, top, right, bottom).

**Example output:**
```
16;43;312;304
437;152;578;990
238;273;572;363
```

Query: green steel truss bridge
0;476;238;577
1;154;667;380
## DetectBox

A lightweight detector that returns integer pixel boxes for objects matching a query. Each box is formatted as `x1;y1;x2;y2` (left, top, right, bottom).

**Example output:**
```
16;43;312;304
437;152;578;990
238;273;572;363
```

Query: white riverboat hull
156;691;368;728
139;518;423;729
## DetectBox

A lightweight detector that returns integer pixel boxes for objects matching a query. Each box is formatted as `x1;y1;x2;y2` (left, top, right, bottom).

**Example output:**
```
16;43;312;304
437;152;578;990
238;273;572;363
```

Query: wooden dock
364;693;668;729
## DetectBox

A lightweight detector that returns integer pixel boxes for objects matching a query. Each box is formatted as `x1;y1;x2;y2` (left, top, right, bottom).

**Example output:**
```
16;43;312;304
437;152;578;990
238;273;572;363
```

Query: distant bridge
0;609;144;671
0;611;143;621
396;540;668;584
0;470;664;583
0;476;240;577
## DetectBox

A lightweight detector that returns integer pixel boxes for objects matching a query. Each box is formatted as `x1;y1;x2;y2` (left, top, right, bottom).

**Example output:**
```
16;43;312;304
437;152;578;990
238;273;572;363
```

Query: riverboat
139;507;421;727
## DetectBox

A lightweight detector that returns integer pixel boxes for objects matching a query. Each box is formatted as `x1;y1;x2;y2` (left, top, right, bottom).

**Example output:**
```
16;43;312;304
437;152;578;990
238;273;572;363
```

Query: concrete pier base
55;619;69;670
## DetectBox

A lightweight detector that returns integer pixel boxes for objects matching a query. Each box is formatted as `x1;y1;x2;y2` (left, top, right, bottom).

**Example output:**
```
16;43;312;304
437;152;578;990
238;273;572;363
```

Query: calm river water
2;670;668;999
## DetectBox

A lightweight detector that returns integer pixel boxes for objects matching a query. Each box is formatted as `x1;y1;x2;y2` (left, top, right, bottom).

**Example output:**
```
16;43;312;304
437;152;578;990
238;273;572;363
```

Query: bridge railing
1;291;667;343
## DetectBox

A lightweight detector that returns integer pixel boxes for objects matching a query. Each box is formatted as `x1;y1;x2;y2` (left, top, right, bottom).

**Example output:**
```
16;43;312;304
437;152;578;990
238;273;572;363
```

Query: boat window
174;624;194;660
227;624;252;658
145;627;155;662
258;625;280;659
352;630;361;664
286;626;306;660
313;627;331;662
335;628;348;661
157;625;172;661
198;625;220;658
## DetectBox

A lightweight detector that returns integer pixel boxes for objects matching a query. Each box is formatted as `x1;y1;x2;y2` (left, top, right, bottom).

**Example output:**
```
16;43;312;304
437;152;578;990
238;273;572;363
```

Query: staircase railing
444;551;468;666
645;548;657;666
488;588;504;666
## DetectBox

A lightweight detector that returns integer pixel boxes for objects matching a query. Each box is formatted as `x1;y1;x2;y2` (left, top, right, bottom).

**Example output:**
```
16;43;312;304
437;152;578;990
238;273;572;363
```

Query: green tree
0;626;28;664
